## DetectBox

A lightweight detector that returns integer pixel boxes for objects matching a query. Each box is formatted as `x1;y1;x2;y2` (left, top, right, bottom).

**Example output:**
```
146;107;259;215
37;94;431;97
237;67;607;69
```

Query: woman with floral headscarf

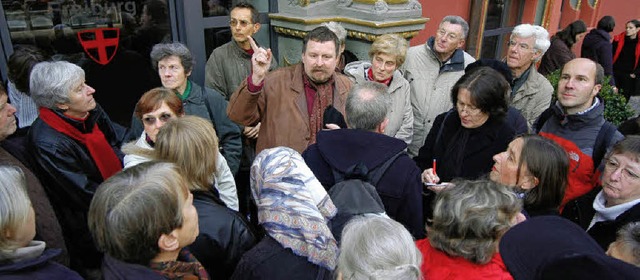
231;147;338;280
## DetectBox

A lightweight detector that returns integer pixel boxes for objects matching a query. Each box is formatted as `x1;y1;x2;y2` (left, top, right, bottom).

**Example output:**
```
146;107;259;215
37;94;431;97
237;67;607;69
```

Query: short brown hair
134;87;183;119
88;161;189;265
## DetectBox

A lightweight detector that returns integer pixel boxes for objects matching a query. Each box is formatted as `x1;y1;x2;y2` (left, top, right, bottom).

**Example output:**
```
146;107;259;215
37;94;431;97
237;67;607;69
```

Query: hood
584;29;611;46
316;129;406;173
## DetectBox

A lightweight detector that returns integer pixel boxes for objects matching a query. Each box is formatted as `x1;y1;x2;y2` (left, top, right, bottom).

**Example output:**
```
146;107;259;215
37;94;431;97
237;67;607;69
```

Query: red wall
409;0;472;46
597;0;640;35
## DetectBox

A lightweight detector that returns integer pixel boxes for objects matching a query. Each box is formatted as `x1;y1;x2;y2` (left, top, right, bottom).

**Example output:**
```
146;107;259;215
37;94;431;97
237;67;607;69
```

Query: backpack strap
592;121;618;171
368;151;406;186
533;107;555;133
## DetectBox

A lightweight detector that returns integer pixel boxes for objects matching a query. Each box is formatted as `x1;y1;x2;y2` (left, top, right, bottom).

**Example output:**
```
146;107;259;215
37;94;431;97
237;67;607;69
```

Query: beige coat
511;67;553;128
343;61;413;144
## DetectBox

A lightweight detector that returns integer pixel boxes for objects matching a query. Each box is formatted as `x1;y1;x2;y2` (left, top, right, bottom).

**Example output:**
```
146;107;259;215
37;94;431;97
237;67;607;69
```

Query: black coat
101;254;166;280
562;187;640;250
581;28;616;86
414;110;517;182
230;236;333;280
189;190;258;279
28;104;127;271
0;249;82;280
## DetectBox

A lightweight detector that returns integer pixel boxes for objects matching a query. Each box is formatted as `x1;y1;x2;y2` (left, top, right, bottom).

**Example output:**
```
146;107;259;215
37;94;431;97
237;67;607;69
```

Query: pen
432;159;437;176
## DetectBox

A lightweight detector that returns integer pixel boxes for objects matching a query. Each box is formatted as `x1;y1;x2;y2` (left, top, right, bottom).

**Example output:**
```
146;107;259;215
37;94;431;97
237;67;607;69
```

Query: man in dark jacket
582;15;617;88
302;81;424;238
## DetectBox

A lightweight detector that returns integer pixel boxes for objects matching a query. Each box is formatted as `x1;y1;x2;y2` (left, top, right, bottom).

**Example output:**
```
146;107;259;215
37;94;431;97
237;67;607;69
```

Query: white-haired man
507;23;554;127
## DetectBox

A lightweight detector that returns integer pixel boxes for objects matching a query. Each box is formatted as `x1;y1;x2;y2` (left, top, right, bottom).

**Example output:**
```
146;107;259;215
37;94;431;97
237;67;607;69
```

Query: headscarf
250;146;338;270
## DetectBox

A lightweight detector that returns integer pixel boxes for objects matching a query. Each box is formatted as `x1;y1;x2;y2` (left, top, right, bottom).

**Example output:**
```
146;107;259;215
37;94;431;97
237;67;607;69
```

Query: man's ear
157;230;180;252
592;83;602;97
252;22;261;34
378;118;389;134
456;39;465;49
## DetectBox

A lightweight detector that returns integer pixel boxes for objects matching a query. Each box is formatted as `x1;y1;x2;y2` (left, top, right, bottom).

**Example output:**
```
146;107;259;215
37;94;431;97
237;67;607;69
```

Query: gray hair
345;81;390;131
441;15;470;39
511;24;551;58
88;161;189;265
429;179;521;264
150;42;195;73
616;222;640;266
321;21;347;46
30;61;84;109
338;216;422;280
0;165;32;251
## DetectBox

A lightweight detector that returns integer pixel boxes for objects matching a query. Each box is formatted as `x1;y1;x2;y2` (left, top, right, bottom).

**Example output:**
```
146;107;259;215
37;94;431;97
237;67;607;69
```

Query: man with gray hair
322;21;359;72
401;15;476;157
507;23;554;127
302;81;424;239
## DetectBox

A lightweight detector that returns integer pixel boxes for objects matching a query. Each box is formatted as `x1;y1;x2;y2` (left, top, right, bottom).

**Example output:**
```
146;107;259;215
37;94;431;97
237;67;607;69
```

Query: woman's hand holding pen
421;168;440;185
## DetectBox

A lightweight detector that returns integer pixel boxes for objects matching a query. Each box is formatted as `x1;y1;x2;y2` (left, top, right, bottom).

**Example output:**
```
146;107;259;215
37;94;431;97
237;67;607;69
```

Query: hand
421;168;440;184
324;123;340;130
631;73;637;79
243;122;261;139
249;36;272;85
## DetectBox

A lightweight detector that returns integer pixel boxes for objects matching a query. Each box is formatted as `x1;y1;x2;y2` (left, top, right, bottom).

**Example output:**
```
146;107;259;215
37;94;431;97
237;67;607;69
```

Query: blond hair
368;33;409;66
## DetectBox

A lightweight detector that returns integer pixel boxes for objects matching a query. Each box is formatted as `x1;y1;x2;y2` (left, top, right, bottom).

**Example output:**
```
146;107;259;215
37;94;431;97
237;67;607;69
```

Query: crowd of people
1;1;640;279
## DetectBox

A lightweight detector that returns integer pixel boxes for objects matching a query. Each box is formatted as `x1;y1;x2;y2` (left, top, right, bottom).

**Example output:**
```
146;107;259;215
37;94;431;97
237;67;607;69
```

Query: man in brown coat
227;26;352;153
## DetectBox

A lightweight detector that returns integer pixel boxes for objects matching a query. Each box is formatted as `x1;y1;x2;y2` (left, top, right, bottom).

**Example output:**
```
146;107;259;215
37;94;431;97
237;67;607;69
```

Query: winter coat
205;40;278;99
102;254;166;280
343;61;414;144
563;187;640;250
129;82;242;174
539;36;576;76
510;66;553;128
227;63;351;154
581;28;616;86
230;235;333;280
28;104;126;270
535;99;624;207
189;190;258;279
416;239;513;280
401;36;475;157
0;247;82;280
302;129;425;238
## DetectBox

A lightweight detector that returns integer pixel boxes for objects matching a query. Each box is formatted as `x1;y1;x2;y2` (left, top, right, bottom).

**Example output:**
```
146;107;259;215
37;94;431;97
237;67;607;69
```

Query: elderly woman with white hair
28;60;126;275
337;216;422;280
506;23;553;127
232;146;338;279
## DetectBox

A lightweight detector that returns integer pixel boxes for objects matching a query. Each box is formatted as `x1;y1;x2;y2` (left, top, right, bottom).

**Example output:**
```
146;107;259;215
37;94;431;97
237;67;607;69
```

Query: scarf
589;191;640;230
149;249;209;280
366;67;392;86
250;147;339;270
38;107;121;180
303;73;335;145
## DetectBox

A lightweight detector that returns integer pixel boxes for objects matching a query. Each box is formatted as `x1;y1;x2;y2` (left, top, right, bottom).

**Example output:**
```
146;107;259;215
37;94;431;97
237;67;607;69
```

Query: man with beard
228;26;352;154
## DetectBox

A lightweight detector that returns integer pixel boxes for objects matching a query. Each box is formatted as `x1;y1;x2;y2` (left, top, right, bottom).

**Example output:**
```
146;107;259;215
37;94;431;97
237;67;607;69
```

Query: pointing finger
248;36;259;52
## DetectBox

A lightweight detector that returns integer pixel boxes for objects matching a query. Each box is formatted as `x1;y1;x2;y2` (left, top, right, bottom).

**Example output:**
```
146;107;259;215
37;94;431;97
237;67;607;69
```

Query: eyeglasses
436;28;460;41
604;157;640;181
456;101;481;115
142;113;174;126
507;40;535;52
229;18;251;28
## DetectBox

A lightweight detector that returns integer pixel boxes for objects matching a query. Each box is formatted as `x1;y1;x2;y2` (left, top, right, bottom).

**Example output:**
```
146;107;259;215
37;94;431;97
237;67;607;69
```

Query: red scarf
38;108;121;180
367;67;392;86
303;73;335;145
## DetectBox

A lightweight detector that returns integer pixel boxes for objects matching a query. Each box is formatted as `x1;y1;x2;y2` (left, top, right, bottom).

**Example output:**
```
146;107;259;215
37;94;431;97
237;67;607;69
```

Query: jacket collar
426;37;466;72
183;81;204;105
0;246;60;273
230;39;253;59
51;105;102;134
344;61;404;92
552;97;605;129
512;66;541;101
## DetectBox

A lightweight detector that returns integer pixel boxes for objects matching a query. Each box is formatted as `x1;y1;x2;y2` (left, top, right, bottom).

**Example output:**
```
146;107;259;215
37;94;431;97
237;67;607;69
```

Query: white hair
321;21;347;45
511;24;551;58
338;216;422;280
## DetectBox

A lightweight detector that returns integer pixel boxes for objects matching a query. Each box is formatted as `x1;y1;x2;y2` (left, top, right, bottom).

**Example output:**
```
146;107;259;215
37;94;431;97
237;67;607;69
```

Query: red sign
77;28;120;65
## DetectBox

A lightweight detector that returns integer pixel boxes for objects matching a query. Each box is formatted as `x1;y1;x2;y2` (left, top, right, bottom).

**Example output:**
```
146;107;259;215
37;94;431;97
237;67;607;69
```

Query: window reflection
202;0;230;17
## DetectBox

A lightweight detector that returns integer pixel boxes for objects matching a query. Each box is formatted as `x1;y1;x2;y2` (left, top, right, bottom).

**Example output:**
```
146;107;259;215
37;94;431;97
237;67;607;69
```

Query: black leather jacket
28;104;126;271
189;190;259;279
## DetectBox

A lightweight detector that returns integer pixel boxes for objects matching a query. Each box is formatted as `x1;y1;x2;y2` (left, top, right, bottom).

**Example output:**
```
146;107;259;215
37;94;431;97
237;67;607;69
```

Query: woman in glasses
415;67;518;185
123;87;238;211
563;136;640;250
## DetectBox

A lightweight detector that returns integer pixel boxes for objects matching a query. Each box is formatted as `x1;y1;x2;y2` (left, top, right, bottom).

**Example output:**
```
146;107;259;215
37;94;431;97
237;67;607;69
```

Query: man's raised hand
249;36;272;85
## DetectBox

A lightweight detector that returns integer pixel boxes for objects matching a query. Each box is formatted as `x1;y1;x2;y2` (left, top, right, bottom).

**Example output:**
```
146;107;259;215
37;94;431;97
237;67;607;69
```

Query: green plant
545;69;634;126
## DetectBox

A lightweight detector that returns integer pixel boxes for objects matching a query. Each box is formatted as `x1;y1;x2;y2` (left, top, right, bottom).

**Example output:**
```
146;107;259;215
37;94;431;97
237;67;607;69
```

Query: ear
56;104;69;111
532;50;542;62
186;70;192;78
252;22;261;34
592;83;602;96
378;118;389;134
520;175;539;190
456;39;465;49
157;230;180;252
339;44;346;55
